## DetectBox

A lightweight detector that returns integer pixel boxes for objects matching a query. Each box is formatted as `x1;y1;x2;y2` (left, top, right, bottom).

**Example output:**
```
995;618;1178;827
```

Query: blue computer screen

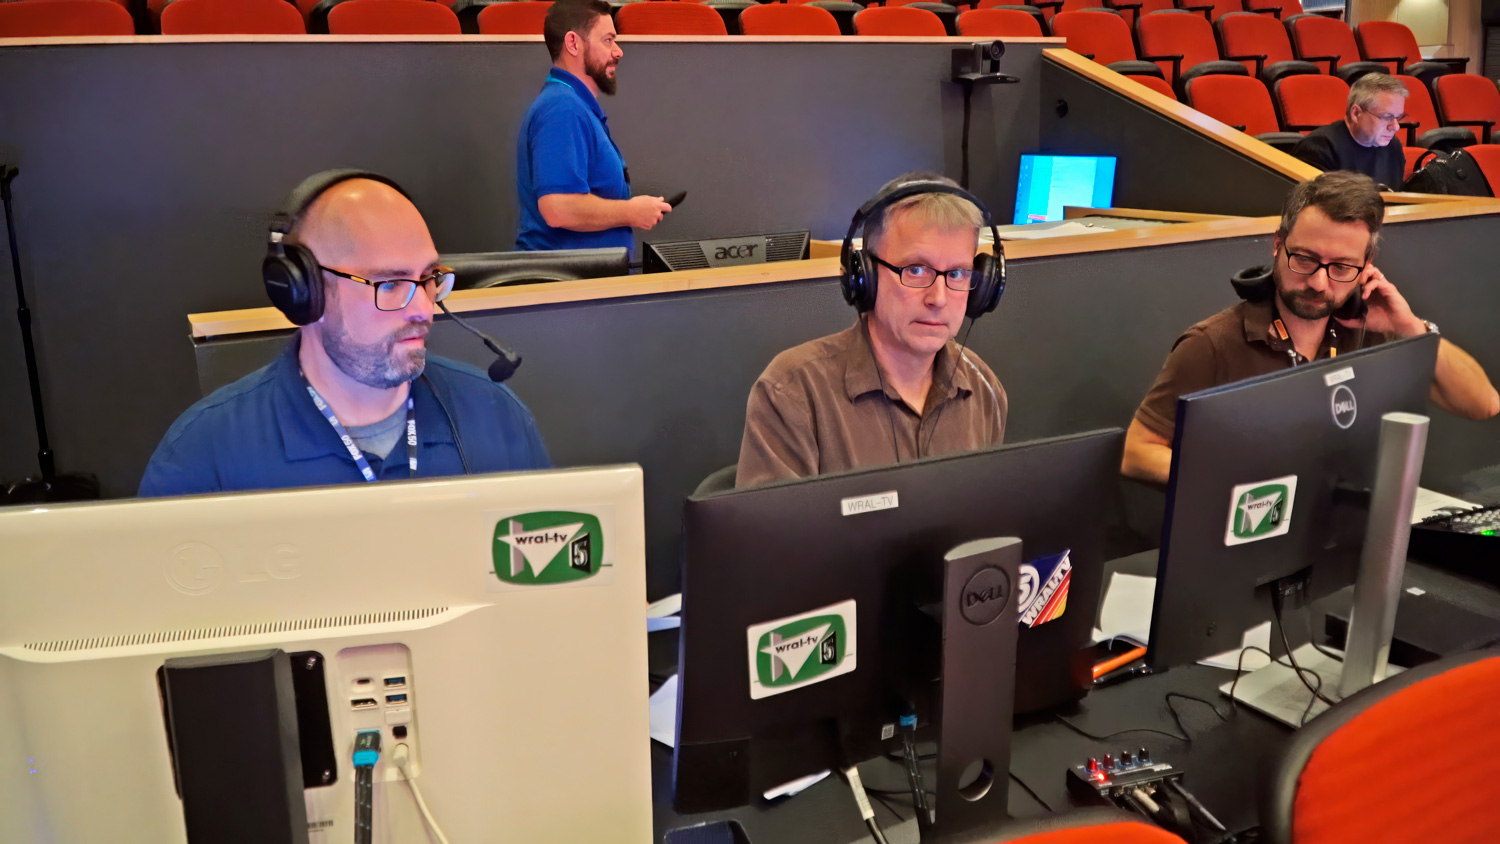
1012;154;1118;225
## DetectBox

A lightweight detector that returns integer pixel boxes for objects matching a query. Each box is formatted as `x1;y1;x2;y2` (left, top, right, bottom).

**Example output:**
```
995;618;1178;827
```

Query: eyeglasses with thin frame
868;252;977;291
1281;248;1364;283
320;265;455;311
1359;105;1407;126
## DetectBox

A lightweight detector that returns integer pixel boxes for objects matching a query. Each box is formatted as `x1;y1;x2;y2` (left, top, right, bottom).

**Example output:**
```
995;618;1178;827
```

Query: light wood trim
0;34;1063;48
191;197;1500;339
809;240;843;260
1044;48;1324;183
1063;206;1240;222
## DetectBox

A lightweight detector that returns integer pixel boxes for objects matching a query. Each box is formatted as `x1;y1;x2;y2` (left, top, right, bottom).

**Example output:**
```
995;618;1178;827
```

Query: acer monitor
0;466;651;844
642;231;811;273
1012;154;1117;225
673;430;1124;813
1148;332;1440;673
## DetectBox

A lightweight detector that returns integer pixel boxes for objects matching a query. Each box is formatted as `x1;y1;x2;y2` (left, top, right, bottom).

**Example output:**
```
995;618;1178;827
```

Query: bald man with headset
139;170;550;497
736;174;1009;488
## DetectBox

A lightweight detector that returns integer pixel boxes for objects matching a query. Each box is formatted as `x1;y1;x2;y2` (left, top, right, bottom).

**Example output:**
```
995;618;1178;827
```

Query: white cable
391;744;452;844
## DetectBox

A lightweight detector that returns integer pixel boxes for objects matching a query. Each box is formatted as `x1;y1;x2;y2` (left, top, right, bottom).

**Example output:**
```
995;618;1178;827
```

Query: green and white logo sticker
746;599;857;700
490;511;609;588
1224;475;1297;546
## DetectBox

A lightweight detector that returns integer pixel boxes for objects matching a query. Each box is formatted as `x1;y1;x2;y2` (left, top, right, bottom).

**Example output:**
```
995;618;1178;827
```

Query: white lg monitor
0;466;652;843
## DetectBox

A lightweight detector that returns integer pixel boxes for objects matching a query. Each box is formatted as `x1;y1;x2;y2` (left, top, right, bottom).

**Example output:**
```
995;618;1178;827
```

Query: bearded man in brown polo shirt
1122;171;1498;486
736;175;1009;488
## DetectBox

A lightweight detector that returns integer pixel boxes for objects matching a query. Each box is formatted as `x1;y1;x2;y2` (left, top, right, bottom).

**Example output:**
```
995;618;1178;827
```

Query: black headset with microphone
262;168;523;383
839;180;1006;319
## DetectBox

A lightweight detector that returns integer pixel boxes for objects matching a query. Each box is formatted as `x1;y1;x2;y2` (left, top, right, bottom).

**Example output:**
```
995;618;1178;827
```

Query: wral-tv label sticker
746;600;857;700
485;508;616;591
1224;476;1297;546
1018;550;1072;628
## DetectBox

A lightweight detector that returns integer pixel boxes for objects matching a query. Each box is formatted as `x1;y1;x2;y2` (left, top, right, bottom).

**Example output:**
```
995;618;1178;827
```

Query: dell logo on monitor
1331;385;1357;429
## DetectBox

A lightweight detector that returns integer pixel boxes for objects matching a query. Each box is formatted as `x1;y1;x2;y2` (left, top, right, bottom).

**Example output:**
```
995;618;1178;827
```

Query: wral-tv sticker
486;509;615;591
746;600;857;700
1224;476;1297;546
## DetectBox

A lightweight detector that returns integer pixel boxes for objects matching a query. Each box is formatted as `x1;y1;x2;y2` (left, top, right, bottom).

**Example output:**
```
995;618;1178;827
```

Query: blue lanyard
302;373;417;482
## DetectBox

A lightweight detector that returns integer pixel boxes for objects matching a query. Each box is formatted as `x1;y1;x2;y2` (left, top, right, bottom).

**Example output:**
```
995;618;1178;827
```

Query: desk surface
650;552;1500;843
187;198;1500;340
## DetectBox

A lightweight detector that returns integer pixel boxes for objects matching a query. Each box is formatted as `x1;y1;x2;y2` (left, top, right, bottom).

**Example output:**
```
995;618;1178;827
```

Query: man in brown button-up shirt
1123;172;1498;485
737;176;1008;488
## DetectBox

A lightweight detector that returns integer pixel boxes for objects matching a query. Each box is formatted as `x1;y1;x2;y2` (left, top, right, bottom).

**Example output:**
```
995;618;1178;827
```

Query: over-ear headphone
1232;261;1367;321
839;180;1006;320
262;169;453;326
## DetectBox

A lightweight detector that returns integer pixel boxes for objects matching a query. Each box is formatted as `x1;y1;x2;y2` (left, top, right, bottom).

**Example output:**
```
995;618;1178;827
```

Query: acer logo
714;244;758;260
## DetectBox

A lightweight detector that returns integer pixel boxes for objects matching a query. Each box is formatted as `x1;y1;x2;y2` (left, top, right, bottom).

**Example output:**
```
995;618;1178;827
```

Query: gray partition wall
1038;59;1302;215
0;38;1041;493
195;214;1500;598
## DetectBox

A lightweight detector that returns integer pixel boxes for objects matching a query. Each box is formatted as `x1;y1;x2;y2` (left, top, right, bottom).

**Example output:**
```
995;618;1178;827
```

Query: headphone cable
920;315;977;459
862;315;904;467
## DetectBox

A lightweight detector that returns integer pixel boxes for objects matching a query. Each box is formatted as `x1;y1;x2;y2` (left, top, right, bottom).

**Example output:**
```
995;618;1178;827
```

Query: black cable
866;818;892;844
352;730;381;844
899;715;933;837
1271;592;1337;708
1303;603;1345;663
1165;691;1229;723
960;83;973;190
1054;713;1190;744
868;791;907;823
1229;645;1323;726
862;315;903;466
1008;770;1056;813
919;316;977;459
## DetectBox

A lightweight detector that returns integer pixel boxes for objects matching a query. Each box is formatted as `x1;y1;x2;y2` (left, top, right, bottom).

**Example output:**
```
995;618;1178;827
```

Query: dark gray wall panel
0;39;1040;496
1038;61;1299;216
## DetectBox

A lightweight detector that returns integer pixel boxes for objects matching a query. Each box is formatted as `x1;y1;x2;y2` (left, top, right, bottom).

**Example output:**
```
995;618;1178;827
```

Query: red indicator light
1093;772;1106;782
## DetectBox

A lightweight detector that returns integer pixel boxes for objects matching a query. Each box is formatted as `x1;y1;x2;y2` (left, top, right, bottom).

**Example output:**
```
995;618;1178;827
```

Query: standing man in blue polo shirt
139;170;550;497
515;0;671;252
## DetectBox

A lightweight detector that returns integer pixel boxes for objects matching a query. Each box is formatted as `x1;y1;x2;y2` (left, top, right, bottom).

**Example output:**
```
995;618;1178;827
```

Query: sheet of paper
1199;621;1272;671
1412;487;1480;524
649;674;678;747
647;616;681;632
1096;572;1156;645
763;770;831;801
996;221;1103;241
647;592;683;618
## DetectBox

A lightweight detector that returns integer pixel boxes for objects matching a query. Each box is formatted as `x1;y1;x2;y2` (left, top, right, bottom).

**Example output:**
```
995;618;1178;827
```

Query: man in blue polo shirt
515;0;672;252
139;171;550;497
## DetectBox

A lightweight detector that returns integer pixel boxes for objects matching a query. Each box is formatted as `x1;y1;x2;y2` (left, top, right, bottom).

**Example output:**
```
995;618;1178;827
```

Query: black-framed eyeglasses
868;252;976;291
1282;249;1364;284
320;265;455;311
1357;106;1407;126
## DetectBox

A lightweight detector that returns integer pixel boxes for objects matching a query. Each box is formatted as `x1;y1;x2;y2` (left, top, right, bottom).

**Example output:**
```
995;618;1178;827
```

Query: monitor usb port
350;698;378;710
383;676;406;688
385;693;408;705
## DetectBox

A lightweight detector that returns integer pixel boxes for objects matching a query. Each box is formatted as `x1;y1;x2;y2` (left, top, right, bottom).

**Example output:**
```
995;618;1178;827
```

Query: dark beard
320;290;428;389
586;54;617;96
1274;266;1336;320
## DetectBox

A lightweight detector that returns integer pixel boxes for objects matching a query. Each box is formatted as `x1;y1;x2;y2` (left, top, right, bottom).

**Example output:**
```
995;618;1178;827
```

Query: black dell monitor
673;430;1123;813
1148;332;1441;671
443;248;631;289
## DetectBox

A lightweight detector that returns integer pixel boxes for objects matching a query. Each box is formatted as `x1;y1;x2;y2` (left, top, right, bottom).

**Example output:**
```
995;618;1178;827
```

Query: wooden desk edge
192;199;1500;339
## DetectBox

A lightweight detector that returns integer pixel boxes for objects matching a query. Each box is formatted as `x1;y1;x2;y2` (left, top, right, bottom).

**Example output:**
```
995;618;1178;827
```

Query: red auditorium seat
1263;649;1500;844
1396;73;1475;152
986;811;1189;843
1186;74;1307;150
1051;10;1172;88
740;2;840;34
1273;72;1348;133
477;0;551;34
328;0;459;33
1434;73;1500;144
970;1;1048;33
0;0;134;36
1136;11;1249;93
1243;0;1299;17
1131;73;1178;100
160;0;305;33
1176;0;1240;23
1216;12;1319;83
1462;145;1500;195
853;5;944;35
1284;14;1388;82
1029;0;1098;24
616;1;726;34
956;7;1041;35
1355;21;1467;86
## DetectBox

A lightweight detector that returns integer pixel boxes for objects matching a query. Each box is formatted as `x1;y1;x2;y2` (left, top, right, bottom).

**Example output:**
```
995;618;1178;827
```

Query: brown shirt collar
842;317;975;409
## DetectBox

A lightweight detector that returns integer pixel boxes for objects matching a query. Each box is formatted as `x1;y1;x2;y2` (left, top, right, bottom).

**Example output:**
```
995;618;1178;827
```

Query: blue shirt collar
546;66;606;124
271;333;455;464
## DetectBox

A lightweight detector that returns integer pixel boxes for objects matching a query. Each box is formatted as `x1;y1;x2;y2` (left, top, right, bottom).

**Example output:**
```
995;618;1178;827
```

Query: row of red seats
0;0;1091;36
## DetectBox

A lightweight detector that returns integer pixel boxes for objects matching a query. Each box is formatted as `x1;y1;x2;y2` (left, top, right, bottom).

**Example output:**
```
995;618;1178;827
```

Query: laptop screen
1012;154;1118;225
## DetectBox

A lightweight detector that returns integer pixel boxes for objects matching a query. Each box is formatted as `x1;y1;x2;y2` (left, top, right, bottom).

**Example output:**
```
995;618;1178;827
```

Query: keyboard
1408;505;1500;584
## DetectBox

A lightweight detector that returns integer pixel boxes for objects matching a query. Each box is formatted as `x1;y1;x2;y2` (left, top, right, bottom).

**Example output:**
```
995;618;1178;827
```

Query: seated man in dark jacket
1292;73;1408;189
140;171;550;496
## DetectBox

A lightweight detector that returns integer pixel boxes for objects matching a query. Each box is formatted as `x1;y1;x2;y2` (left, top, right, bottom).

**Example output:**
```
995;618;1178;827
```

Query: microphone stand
2;164;99;504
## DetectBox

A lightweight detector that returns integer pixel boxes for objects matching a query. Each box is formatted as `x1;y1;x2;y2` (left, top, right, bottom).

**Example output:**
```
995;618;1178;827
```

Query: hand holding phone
664;191;687;208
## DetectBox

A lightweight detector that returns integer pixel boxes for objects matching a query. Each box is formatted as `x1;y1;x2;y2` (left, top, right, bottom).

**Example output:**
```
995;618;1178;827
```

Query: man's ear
564;30;581;57
1271;233;1282;258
